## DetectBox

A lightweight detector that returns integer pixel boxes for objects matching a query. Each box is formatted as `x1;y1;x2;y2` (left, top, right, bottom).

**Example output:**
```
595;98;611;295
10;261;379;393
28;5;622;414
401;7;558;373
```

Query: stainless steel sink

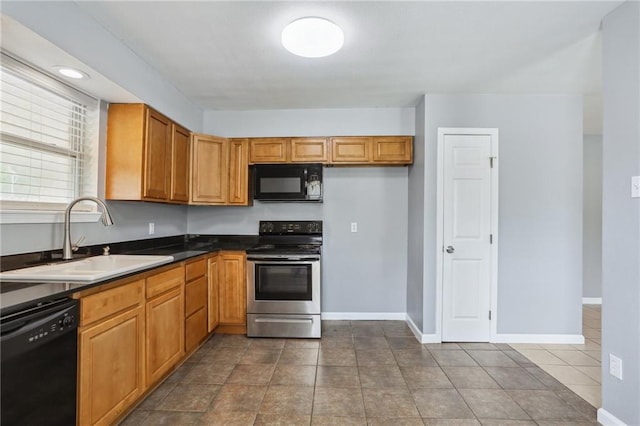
0;255;174;283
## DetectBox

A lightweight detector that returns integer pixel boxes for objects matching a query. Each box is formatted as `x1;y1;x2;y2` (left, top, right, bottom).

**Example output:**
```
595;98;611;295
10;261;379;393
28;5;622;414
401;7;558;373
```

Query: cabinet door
78;305;144;426
219;252;247;325
146;286;185;386
143;108;172;200
330;137;371;163
208;255;219;332
170;124;191;202
249;138;288;163
372;136;413;164
290;138;329;163
228;138;250;205
185;307;208;353
191;134;228;204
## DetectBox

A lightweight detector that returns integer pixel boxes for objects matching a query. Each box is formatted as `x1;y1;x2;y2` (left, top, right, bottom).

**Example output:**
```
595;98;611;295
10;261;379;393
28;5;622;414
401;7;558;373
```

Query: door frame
435;128;499;342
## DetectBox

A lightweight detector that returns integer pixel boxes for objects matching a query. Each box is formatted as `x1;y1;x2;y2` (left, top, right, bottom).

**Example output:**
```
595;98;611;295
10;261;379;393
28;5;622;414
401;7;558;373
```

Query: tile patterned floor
121;320;598;425
512;304;602;408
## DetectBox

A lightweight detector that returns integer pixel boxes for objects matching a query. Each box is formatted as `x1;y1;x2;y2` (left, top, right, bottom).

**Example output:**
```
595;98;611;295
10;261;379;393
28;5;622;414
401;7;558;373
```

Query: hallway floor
512;305;602;408
121;320;598;425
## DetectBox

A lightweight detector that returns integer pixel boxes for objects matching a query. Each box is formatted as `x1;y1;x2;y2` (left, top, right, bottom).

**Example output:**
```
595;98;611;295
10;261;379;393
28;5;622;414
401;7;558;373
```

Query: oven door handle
248;257;320;262
254;317;314;324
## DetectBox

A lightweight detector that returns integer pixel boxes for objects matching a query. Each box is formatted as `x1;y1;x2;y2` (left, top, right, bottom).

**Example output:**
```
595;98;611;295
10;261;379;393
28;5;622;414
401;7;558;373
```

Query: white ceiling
6;1;623;133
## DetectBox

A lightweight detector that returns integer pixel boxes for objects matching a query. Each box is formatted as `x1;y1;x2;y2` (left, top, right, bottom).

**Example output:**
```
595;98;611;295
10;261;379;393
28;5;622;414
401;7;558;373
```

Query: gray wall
583;135;602;300
192;108;413;315
406;97;426;330
421;94;583;335
0;202;188;255
601;1;640;424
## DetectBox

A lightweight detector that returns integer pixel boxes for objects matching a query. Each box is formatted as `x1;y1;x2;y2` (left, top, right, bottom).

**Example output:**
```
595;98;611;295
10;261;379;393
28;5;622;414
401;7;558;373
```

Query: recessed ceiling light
55;66;89;80
282;17;344;58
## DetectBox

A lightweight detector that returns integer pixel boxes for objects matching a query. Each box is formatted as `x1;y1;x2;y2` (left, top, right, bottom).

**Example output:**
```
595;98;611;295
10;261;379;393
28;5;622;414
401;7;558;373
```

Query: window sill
0;210;102;224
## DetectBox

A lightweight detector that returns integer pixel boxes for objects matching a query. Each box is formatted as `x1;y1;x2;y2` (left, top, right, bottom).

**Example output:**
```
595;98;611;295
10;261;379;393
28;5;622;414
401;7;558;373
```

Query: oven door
247;255;321;315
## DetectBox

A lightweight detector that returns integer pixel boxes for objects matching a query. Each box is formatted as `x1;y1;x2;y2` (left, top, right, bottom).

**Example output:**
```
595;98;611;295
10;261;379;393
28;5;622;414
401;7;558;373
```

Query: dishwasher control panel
26;309;77;345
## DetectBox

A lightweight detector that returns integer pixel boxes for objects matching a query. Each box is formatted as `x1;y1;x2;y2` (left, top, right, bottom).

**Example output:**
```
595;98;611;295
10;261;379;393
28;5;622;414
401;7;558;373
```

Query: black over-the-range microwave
252;163;323;202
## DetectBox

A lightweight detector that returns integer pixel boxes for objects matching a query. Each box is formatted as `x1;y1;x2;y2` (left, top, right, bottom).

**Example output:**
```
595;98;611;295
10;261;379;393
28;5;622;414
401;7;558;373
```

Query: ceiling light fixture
281;17;344;58
55;66;89;80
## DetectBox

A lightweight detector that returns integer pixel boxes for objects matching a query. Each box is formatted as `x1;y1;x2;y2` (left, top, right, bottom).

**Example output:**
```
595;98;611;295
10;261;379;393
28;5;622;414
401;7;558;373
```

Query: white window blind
0;51;99;211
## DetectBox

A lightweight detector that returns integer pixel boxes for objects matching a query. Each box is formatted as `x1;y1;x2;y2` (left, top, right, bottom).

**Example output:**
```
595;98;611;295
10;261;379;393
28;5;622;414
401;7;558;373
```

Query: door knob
446;246;455;254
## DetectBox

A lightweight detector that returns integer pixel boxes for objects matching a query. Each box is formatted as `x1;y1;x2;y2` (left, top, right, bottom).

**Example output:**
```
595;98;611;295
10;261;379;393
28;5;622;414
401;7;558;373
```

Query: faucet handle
72;235;85;252
102;246;111;256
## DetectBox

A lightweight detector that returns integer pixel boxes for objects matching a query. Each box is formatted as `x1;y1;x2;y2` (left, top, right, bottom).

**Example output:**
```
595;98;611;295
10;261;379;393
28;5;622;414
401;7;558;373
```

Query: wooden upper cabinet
228;139;250;205
106;103;191;202
290;138;329;163
143;109;172;200
170;124;191;202
372;136;413;164
190;133;228;204
331;137;371;163
330;136;413;165
249;138;289;163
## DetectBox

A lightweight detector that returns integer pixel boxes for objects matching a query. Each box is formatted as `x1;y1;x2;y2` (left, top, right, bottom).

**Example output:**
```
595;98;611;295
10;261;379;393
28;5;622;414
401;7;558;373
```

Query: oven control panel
259;221;322;235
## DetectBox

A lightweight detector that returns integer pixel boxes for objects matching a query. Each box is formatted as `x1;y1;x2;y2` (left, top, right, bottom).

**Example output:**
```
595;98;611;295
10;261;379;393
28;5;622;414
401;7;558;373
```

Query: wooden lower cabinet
77;281;145;426
185;257;208;353
145;268;185;387
207;254;220;332
208;251;246;334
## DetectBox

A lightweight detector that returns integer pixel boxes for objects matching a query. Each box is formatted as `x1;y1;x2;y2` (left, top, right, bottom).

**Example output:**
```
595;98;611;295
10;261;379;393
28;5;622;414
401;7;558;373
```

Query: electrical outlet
609;354;623;380
351;222;358;233
632;176;640;198
148;222;155;235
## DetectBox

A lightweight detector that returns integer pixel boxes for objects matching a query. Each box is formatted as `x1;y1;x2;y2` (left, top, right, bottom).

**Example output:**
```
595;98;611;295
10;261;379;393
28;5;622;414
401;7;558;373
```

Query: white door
441;131;496;342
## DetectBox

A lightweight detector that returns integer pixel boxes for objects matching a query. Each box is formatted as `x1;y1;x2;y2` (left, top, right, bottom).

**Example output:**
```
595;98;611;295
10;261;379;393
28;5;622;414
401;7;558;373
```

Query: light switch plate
632;176;640;198
351;222;358;233
148;222;155;235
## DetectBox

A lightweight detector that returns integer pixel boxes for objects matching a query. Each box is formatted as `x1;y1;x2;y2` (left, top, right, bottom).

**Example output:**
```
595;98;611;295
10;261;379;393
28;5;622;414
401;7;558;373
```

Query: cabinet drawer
146;265;184;299
185;276;207;316
185;307;207;352
80;279;144;326
186;259;206;282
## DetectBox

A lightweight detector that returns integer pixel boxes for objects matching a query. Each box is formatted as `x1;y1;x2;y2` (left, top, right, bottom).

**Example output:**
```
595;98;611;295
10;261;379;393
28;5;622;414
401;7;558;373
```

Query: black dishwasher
1;298;79;425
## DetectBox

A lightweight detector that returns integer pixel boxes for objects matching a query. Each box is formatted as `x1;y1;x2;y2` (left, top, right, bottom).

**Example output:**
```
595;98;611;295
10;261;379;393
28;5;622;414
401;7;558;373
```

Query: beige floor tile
567;384;601;408
574;366;602;383
583;329;601;339
515;349;566;366
540;365;599;386
571;340;601;351
547;350;600;366
509;343;543;350
538;344;578;350
582;350;601;361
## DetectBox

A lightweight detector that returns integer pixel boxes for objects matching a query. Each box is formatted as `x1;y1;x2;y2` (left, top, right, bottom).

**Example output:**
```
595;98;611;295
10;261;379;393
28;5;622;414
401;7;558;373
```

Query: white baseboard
598;408;627;426
405;314;440;343
583;297;603;305
321;312;406;321
492;334;585;344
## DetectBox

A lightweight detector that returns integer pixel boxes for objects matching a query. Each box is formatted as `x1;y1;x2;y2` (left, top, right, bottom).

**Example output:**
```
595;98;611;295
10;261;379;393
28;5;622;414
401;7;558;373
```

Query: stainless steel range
246;220;322;338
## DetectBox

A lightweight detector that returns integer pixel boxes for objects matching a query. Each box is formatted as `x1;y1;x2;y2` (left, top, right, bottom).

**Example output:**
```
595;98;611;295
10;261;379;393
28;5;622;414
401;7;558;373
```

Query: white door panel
442;133;494;342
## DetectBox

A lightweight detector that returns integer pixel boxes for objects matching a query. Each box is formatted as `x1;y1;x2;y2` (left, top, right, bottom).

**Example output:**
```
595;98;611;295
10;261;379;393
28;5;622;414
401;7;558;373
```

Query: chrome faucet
63;197;115;260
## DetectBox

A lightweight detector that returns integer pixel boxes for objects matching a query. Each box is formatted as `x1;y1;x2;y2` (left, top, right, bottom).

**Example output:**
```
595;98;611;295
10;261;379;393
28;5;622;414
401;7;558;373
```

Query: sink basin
0;255;174;283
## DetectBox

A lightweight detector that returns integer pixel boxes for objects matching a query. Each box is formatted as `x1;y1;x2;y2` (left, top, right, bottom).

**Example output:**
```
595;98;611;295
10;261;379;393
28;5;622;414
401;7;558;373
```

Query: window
0;51;99;213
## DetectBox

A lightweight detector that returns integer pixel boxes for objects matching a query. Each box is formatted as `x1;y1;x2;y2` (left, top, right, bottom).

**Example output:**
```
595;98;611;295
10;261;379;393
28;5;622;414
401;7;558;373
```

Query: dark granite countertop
0;234;258;317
